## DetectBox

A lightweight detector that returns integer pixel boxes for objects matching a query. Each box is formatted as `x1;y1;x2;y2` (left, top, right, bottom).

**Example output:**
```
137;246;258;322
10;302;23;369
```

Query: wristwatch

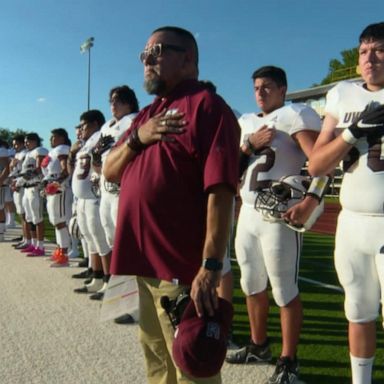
201;258;223;271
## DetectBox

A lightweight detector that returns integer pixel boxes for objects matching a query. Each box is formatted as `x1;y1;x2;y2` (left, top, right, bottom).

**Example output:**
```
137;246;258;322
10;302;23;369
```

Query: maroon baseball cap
172;298;233;378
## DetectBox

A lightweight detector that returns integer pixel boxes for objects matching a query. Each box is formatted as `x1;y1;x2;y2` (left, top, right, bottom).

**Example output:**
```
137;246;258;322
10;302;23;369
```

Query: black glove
22;169;38;180
348;104;384;139
93;134;114;156
91;151;102;167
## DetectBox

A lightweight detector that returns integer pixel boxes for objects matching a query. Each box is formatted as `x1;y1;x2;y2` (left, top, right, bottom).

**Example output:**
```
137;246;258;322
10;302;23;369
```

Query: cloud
37;97;46;103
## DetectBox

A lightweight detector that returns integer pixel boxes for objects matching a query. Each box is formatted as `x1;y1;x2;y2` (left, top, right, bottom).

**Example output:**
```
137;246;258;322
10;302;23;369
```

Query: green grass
231;231;384;384
42;212;384;382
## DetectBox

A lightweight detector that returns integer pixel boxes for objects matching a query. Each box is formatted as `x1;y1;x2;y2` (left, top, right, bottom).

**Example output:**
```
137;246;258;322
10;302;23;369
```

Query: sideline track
0;226;278;384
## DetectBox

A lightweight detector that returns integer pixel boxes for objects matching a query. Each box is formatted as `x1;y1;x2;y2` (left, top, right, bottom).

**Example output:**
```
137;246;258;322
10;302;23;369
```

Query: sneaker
14;242;28;249
89;291;104;301
114;313;135;324
50;250;69;267
49;248;60;261
27;247;45;257
72;268;93;279
21;244;35;253
225;339;272;364
267;356;299;384
11;236;23;242
50;256;69;268
74;278;103;293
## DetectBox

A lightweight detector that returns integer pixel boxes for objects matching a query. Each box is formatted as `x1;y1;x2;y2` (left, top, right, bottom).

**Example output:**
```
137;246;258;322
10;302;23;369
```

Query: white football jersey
21;146;49;184
72;131;101;199
239;103;321;207
99;113;136;196
10;148;27;185
325;81;384;214
99;113;137;161
42;144;70;186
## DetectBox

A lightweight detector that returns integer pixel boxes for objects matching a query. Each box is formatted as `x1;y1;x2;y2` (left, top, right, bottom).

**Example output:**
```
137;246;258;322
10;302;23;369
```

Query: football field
41;206;384;383
231;227;384;383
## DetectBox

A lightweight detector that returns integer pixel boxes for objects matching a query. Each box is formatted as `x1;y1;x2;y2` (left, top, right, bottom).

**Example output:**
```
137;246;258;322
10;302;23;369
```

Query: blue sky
0;0;382;145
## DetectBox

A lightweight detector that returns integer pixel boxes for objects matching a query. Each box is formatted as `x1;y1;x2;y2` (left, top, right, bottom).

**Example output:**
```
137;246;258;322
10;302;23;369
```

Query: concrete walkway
0;226;275;384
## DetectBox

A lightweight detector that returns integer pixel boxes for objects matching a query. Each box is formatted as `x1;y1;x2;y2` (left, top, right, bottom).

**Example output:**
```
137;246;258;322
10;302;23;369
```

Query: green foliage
320;47;359;85
0;127;28;145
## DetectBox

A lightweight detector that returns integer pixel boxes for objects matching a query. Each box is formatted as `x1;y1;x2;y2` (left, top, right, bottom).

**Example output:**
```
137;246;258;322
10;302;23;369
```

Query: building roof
286;77;362;102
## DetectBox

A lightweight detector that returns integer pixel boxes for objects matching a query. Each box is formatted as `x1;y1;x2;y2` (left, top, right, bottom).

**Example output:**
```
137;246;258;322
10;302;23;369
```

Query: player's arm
68;141;82;176
283;129;321;226
190;184;234;317
9;157;19;171
242;125;275;155
307;114;353;176
35;155;46;175
57;154;69;181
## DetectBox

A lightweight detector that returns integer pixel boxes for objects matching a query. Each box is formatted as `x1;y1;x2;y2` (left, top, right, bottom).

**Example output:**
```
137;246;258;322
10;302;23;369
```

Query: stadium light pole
80;37;94;111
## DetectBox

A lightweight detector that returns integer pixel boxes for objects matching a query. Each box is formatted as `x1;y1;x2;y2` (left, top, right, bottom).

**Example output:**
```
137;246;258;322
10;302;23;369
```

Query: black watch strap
201;258;223;271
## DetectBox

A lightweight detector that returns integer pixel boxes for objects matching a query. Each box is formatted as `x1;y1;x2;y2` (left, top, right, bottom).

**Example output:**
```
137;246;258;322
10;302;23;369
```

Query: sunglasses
139;43;186;63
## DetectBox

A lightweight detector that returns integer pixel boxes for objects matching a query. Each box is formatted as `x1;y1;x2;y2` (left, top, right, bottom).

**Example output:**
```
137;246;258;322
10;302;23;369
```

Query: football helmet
255;175;324;232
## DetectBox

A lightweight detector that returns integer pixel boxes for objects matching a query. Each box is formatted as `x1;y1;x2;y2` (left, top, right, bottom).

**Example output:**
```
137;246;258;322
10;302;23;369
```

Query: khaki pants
137;277;221;384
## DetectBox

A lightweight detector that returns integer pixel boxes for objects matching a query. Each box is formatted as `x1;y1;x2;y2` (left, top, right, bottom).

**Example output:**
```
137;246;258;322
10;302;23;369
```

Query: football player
0;139;10;241
89;85;139;301
41;128;72;267
226;66;324;384
3;142;17;229
9;135;30;248
308;22;384;384
72;110;111;294
19;133;48;256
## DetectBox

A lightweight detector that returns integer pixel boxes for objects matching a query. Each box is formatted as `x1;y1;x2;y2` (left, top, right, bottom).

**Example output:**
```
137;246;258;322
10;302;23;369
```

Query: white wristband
307;176;330;201
341;129;358;145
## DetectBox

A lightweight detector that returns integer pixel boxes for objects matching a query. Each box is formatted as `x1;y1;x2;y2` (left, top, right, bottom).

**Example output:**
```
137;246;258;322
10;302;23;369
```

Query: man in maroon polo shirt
104;26;239;383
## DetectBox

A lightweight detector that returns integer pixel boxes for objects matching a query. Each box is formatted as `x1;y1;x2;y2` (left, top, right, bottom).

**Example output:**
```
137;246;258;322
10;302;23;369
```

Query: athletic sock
37;240;44;249
70;237;79;253
55;227;71;249
93;270;104;280
350;354;374;384
6;212;15;226
80;238;89;259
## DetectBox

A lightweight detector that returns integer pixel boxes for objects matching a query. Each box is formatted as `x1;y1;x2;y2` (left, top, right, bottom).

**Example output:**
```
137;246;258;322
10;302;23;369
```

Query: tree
0;127;28;145
319;47;359;85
